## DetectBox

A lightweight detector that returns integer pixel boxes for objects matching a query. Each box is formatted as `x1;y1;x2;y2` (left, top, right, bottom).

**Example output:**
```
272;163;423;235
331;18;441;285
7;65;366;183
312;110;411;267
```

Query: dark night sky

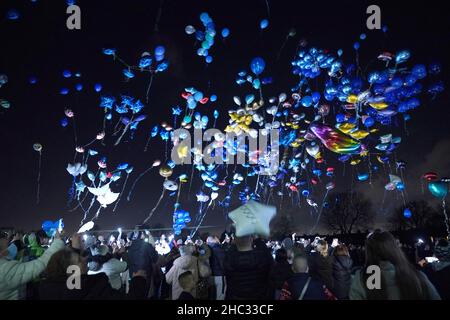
0;0;449;234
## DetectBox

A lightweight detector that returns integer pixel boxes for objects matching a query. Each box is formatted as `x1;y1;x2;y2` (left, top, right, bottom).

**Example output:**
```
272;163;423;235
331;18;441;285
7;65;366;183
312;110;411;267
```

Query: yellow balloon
350;159;361;165
335;122;356;134
177;145;189;159
369;102;388;110
346;94;358;104
159;166;173;178
349;130;370;140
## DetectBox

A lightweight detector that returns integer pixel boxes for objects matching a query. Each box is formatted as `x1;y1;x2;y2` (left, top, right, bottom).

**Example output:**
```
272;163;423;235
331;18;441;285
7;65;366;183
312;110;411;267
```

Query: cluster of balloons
185;12;229;64
172;209;191;235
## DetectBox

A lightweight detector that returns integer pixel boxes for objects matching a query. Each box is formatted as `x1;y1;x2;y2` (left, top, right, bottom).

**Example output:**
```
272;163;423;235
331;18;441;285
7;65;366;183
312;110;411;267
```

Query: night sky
0;0;449;234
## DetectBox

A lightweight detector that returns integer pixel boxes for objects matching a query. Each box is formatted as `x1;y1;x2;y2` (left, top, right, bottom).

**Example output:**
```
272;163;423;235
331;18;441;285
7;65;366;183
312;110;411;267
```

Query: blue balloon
7;9;20;20
29;77;37;85
360;33;366;40
210;95;217;102
75;83;83;91
60;118;69;127
206;56;213;64
301;190;310;197
60;88;69;95
301;96;313;107
353;42;360;50
154;46;165;56
363;116;375;127
63;70;72;78
250;57;265;76
94;83;102;92
221;28;230;38
260;19;269;29
403;208;412;218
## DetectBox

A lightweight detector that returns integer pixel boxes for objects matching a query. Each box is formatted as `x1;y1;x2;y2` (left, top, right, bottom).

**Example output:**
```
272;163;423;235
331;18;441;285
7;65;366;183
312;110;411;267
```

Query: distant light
83;234;88;241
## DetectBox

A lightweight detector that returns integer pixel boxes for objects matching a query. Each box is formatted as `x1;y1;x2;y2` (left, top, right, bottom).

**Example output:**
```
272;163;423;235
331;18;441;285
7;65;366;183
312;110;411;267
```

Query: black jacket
332;255;353;299
209;244;226;276
37;273;147;300
224;246;273;300
282;273;326;300
308;252;334;292
269;261;293;291
127;240;158;276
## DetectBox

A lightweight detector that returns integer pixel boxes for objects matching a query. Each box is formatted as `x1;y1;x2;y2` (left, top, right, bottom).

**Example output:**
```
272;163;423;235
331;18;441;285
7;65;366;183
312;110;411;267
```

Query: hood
174;255;197;270
333;255;353;269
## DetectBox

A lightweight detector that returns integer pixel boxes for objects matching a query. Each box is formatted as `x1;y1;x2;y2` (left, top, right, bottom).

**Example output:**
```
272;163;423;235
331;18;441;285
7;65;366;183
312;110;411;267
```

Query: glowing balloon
310;123;362;154
159;166;173;178
428;181;448;199
250;57;265;76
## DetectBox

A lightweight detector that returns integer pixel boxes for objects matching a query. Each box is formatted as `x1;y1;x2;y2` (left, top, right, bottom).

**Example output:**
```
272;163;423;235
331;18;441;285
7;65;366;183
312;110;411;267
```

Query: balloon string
310;190;329;234
114;116;134;146
153;0;165;32
191;204;211;238
36;151;42;204
113;173;130;212
443;200;450;238
142;188;165;224
146;73;155;104
127;166;154;201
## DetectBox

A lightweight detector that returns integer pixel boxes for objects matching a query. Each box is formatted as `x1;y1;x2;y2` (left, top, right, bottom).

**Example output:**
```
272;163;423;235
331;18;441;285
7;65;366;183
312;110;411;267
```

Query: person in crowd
269;248;293;299
207;236;226;300
26;230;50;260
165;244;200;300
308;239;334;293
38;234;147;300
331;244;353;299
224;235;273;300
279;254;326;300
0;230;65;300
349;230;441;300
87;245;128;290
177;271;196;300
194;239;212;300
127;230;158;297
158;244;181;300
419;238;450;300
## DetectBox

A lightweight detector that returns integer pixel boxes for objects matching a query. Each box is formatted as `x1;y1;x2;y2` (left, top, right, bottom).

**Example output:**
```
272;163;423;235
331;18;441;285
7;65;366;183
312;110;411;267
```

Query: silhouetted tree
322;192;375;235
388;200;439;231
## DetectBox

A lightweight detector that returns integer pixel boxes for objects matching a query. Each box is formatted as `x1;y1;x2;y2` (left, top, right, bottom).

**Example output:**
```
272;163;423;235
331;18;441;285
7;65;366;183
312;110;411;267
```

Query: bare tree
388;200;439;231
322;192;375;234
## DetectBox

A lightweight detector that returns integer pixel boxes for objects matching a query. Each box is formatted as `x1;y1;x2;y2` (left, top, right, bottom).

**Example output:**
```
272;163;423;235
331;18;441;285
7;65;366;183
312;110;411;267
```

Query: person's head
179;244;195;256
0;231;9;257
275;248;288;263
434;239;450;262
316;239;328;257
333;244;349;257
46;248;88;279
364;230;431;300
206;236;219;245
234;235;253;251
292;254;309;273
282;238;294;250
36;229;50;245
178;271;195;292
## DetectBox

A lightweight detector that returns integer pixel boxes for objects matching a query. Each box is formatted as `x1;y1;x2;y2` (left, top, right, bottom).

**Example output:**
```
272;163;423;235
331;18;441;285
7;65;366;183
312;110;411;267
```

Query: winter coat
38;273;147;300
280;273;326;300
308;251;334;292
209;243;226;276
127;240;158;277
0;239;64;300
422;261;450;300
88;258;128;290
269;261;293;292
332;255;353;299
224;246;273;300
165;254;200;300
349;261;441;300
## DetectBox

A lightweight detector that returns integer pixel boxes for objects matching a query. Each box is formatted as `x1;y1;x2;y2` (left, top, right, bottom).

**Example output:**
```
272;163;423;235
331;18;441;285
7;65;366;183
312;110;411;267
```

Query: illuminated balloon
250;57;265;76
33;143;43;152
159;166;173;178
310;123;361;155
403;208;412;218
428;181;448;199
260;19;269;29
163;180;178;191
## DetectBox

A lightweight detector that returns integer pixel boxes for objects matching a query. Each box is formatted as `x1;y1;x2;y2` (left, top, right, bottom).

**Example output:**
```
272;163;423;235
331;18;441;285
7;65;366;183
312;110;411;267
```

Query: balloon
403;208;412;218
357;173;369;181
88;184;120;208
250;57;265;76
428;181;448;199
94;83;102;92
66;163;87;177
326;182;335;190
163;180;178;191
228;200;276;237
423;172;438;182
185;25;196;35
260;19;269;29
6;9;20;20
309;123;362;154
221;28;230;38
33;143;43;152
0;99;10;109
159;166;173;178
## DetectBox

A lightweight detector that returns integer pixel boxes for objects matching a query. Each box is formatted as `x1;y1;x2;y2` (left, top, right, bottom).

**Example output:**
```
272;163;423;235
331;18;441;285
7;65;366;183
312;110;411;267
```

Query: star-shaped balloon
172;106;182;116
228;200;276;237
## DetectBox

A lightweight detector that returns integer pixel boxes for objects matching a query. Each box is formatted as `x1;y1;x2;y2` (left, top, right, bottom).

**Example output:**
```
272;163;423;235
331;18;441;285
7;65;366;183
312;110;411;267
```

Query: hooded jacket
165;254;199;300
0;239;64;300
332;255;353;299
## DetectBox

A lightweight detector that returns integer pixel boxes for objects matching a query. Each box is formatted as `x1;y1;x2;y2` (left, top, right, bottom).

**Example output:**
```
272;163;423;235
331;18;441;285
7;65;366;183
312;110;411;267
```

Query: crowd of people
1;227;449;300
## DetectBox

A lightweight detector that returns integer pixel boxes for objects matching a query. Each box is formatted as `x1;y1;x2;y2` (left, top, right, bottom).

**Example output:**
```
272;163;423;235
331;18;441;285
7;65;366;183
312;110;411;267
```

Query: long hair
363;230;431;300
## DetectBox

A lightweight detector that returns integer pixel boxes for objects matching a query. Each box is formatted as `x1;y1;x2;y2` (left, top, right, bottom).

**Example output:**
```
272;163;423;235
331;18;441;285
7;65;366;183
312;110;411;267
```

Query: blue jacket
281;273;326;300
127;240;158;276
